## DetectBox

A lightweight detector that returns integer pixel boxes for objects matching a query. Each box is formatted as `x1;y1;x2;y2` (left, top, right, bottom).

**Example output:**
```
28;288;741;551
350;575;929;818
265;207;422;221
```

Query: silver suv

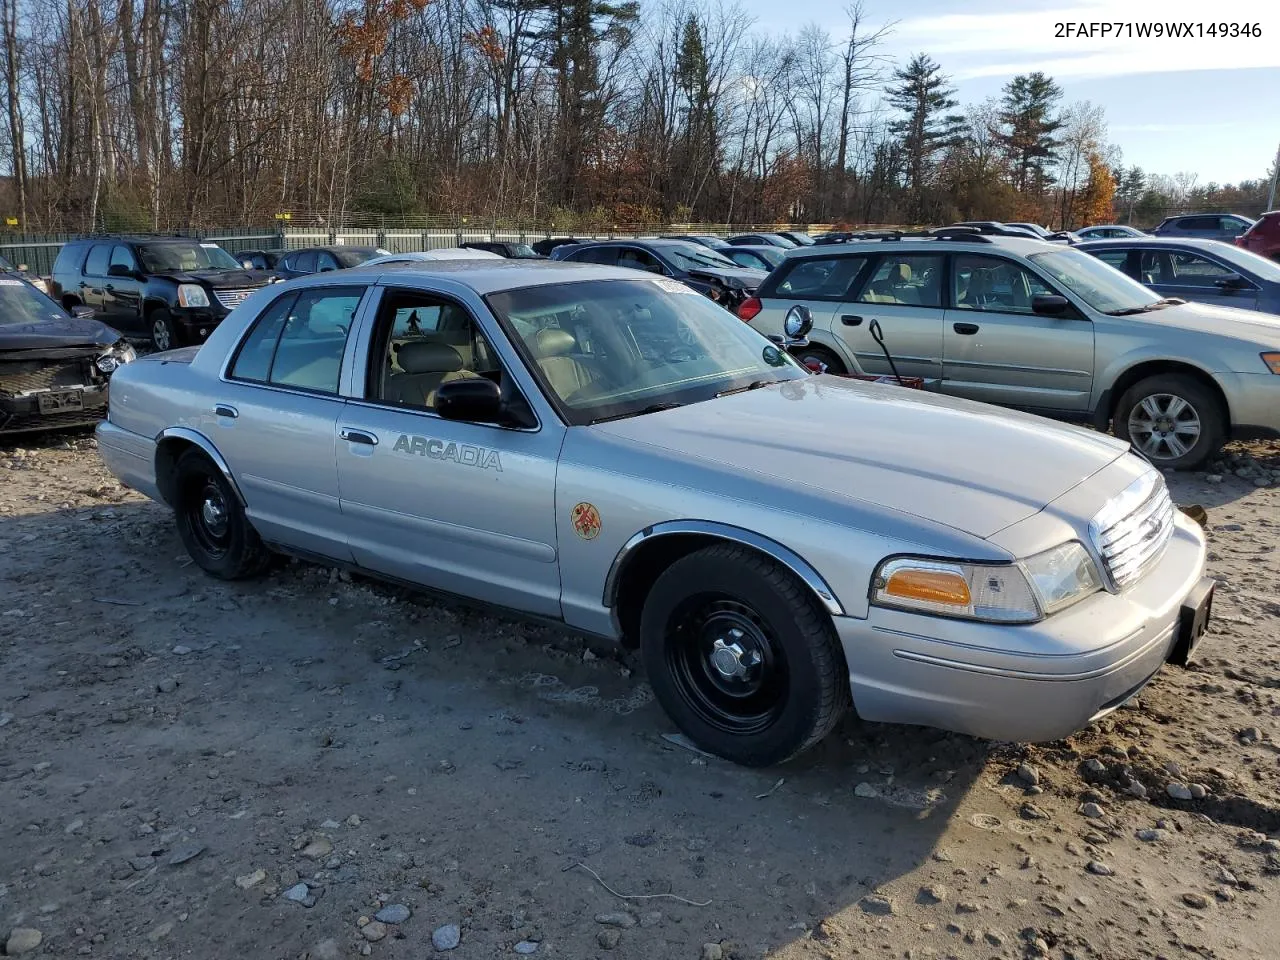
742;233;1280;468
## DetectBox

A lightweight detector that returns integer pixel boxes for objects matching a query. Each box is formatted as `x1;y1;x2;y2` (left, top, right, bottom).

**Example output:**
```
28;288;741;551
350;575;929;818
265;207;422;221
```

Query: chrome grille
1089;471;1176;589
0;359;90;396
213;288;258;310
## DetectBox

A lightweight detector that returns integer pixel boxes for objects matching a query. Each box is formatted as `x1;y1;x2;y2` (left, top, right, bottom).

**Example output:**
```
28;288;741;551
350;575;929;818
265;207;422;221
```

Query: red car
1237;210;1280;261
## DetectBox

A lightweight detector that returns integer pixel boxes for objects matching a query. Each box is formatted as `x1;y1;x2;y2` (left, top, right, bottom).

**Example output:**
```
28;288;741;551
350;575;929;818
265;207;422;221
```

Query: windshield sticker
0;278;24;285
651;278;697;295
199;242;219;248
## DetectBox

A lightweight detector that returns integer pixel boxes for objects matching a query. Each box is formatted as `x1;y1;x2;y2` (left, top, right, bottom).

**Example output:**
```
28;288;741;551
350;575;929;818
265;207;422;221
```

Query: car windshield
1202;242;1280;282
665;245;738;270
1011;223;1052;237
139;242;241;272
509;244;538;257
0;277;69;326
487;278;808;425
751;247;786;267
1027;248;1159;314
334;247;390;267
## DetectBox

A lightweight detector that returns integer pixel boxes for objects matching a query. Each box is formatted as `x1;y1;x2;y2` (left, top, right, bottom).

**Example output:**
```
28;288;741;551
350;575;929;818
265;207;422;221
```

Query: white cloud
888;0;1280;80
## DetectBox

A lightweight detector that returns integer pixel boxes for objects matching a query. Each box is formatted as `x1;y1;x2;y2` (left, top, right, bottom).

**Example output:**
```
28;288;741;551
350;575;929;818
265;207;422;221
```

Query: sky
746;0;1280;186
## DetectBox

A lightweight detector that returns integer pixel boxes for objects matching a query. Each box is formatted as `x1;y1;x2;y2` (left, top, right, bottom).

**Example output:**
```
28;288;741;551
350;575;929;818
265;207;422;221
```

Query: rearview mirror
436;377;502;423
1032;294;1071;316
783;304;814;339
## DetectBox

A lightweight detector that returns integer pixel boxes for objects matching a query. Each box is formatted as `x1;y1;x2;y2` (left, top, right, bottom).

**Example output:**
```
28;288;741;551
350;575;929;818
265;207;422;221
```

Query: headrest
397;341;463;374
533;328;576;357
891;262;912;283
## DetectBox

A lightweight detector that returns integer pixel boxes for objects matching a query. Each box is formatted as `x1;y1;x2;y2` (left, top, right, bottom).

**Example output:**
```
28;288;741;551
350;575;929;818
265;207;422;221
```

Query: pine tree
995;72;1063;193
885;54;963;220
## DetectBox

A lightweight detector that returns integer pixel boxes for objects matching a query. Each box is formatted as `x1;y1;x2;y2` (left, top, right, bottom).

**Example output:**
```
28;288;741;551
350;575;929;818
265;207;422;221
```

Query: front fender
602;519;846;616
154;426;246;506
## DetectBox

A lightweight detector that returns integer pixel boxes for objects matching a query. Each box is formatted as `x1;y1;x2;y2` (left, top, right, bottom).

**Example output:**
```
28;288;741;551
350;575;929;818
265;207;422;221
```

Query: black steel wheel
640;544;848;766
172;447;272;579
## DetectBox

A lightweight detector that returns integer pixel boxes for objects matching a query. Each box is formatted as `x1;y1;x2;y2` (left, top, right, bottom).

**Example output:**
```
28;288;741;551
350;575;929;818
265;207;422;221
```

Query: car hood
0;312;122;351
592;376;1130;539
151;268;275;289
685;266;769;288
1140;299;1280;336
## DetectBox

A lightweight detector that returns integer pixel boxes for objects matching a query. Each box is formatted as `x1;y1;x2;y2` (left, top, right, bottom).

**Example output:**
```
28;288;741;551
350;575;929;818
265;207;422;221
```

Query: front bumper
1220;371;1280;440
171;306;229;342
836;514;1209;742
0;385;108;435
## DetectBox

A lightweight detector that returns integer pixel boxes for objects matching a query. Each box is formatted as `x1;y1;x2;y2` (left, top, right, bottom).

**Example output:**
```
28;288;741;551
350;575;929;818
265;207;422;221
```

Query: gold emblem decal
571;502;602;540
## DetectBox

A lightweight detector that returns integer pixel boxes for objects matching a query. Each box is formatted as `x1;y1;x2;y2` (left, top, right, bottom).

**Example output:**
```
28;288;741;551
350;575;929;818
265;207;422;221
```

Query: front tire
640;544;848;766
172;448;271;579
150;308;181;352
1113;374;1224;470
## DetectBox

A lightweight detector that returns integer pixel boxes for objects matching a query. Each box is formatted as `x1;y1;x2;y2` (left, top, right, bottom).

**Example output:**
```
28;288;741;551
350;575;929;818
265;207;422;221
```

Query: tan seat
530;328;600;398
385;341;479;408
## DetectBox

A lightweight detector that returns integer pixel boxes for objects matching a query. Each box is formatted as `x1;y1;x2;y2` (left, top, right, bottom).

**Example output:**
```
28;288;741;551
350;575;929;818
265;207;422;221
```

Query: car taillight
737;296;762;322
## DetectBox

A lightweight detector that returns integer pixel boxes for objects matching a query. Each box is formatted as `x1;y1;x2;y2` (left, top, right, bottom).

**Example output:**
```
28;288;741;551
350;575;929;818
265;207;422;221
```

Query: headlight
177;283;210;307
1019;541;1103;614
871;542;1103;624
95;340;137;374
1262;352;1280;375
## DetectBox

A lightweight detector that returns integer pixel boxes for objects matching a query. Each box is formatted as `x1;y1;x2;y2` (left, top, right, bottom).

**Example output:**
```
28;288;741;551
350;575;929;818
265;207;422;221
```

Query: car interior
952;258;1052;313
858;257;942;307
372;295;503;409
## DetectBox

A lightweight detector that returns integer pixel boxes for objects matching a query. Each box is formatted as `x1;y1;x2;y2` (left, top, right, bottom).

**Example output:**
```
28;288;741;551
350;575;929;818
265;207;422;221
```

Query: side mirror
108;263;135;278
783;304;814;339
436;377;502;423
70;305;96;319
17;263;29;272
319;265;334;273
1032;294;1071;316
1213;274;1250;290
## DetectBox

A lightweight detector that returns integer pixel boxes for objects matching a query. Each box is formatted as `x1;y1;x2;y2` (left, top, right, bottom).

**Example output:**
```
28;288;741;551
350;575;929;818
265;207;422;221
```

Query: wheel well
154;437;197;505
61;294;80;309
1107;361;1230;425
143;299;168;318
611;533;837;649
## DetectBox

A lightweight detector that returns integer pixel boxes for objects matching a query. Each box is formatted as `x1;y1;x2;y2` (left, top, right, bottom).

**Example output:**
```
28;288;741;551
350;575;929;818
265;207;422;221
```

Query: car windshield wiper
588;402;685;424
1106;302;1165;316
716;379;776;397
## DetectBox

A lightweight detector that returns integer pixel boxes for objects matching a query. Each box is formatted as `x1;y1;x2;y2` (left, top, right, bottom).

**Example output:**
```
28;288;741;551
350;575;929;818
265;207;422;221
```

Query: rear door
941;253;1094;413
1137;248;1259;310
78;244;112;317
212;284;369;561
750;253;870;354
103;244;143;332
835;251;944;381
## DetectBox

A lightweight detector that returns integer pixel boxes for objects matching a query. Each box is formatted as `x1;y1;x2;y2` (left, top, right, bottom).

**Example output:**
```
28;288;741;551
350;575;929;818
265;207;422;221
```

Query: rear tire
1113;374;1224;470
150;308;181;352
172;448;272;579
639;544;848;766
792;344;847;375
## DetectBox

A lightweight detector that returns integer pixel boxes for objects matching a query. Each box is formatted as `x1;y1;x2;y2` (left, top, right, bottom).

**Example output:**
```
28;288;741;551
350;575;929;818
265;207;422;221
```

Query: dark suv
1152;214;1255;242
51;236;277;351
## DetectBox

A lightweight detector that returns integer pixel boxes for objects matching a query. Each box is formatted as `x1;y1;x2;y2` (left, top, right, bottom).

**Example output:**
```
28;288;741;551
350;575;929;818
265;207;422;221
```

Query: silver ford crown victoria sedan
95;261;1214;766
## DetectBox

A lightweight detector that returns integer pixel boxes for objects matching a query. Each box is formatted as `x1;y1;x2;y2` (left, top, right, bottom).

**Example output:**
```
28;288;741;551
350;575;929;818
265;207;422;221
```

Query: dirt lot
1;433;1278;960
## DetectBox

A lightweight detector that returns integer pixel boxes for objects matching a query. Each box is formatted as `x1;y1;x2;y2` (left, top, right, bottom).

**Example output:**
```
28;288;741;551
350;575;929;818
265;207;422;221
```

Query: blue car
1151;214;1254;242
1079;237;1280;315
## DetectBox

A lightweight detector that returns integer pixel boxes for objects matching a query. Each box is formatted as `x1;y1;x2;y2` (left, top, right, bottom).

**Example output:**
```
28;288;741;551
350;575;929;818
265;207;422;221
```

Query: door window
857;254;943;307
316;252;340;272
1091;249;1131;272
570;245;617;265
1181;216;1218;231
616;248;666;274
952;255;1054;314
290;251;317;273
1152;251;1237;287
1218;217;1248;235
229;287;362;393
773;255;867;300
370;291;505;412
109;245;139;273
84;244;111;277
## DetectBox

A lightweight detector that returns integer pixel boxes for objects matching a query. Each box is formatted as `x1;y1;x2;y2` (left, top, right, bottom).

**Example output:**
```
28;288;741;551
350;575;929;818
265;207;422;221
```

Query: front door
104;244;143;331
212;284;368;561
335;287;564;617
1137;249;1259;310
834;252;945;381
941;253;1095;413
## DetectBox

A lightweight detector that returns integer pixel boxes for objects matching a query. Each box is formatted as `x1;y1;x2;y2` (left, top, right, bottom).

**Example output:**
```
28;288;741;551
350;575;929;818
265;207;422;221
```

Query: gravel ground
1;433;1278;960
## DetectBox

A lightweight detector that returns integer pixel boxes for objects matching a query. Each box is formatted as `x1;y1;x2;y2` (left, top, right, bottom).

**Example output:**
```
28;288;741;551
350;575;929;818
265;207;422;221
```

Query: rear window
768;255;868;301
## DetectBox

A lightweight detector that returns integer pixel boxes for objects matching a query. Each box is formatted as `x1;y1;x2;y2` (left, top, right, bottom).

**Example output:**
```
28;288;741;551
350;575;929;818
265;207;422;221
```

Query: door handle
340;428;378;446
214;403;239;419
840;314;863;326
953;322;980;335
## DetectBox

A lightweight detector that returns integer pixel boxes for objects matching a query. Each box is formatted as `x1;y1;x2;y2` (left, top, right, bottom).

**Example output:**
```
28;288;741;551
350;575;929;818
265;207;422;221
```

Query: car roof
726;244;783;253
338;258;660;294
1077;237;1237;251
785;234;1054;259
